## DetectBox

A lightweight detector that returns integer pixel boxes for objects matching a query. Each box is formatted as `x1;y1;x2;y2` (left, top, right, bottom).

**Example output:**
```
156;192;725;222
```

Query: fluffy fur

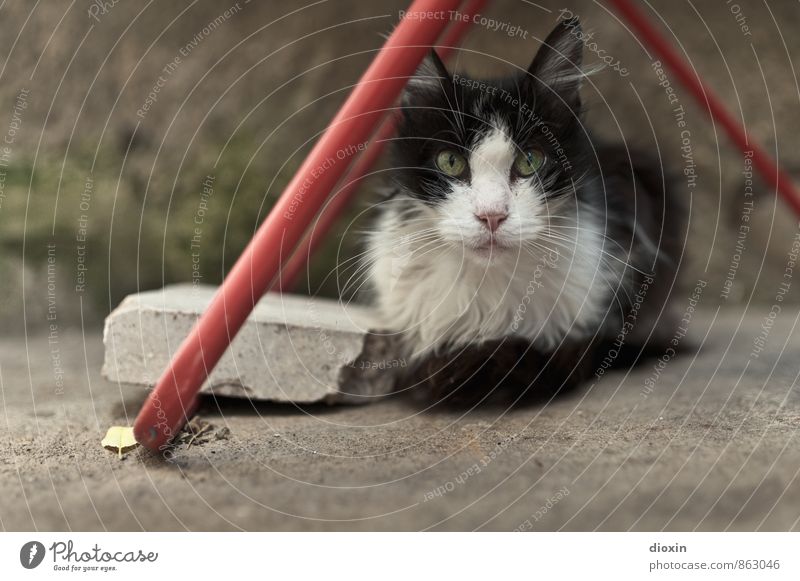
364;19;683;397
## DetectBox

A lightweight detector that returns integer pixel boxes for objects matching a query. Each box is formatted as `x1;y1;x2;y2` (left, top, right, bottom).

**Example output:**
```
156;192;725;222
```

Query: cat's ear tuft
403;50;452;102
527;18;584;109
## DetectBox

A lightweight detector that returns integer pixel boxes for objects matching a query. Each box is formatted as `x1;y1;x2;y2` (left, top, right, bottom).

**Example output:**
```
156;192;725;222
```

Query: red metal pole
436;0;488;56
276;0;489;291
275;118;397;291
608;0;800;216
133;0;463;451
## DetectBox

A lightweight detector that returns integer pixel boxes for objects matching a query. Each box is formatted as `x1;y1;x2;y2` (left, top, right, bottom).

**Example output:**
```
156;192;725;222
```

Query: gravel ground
2;307;799;531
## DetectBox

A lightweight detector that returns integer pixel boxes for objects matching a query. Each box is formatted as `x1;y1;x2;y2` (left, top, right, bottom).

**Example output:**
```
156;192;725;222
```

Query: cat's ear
526;18;584;109
403;50;453;103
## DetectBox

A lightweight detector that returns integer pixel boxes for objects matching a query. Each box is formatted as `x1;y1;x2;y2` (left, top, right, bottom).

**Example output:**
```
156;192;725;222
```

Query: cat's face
389;19;588;262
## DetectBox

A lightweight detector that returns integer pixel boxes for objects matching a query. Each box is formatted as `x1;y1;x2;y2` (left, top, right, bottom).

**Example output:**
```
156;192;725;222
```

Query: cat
365;18;684;403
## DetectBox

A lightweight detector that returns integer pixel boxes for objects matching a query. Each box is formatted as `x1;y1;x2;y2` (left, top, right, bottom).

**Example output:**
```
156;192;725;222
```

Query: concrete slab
102;284;398;404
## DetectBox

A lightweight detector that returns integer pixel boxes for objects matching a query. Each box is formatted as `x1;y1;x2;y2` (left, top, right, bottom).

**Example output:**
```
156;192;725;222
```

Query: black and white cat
366;18;683;396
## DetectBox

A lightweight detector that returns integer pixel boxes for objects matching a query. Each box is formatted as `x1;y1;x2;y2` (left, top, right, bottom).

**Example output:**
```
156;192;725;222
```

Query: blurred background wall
0;0;798;329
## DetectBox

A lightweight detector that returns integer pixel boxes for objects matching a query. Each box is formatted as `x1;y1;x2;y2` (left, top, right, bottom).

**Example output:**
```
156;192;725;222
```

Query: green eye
435;149;468;177
514;149;545;177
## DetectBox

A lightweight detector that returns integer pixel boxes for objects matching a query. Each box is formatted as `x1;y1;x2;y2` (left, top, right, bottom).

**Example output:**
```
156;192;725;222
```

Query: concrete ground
1;307;799;531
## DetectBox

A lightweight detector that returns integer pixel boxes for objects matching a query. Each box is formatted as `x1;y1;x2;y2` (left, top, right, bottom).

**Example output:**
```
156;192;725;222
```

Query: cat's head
390;18;590;261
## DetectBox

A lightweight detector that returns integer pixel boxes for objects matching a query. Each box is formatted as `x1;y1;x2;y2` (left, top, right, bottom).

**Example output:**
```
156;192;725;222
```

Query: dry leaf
101;426;139;458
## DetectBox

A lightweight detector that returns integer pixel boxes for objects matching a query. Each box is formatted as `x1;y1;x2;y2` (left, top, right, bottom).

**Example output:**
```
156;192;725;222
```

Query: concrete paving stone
102;284;398;404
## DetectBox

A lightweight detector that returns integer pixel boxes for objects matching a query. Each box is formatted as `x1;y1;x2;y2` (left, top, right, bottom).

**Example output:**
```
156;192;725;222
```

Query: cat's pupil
448;154;455;167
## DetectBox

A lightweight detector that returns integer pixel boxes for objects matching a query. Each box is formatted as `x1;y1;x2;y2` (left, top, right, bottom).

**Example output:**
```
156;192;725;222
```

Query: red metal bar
436;0;488;57
275;118;396;291
276;0;489;291
133;0;463;451
609;0;800;216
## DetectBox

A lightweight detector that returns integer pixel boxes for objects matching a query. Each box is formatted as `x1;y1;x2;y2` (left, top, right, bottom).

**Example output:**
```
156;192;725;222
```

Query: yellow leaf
101;426;139;459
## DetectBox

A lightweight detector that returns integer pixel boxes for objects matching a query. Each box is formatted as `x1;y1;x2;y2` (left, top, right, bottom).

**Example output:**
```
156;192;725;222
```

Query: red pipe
276;0;488;291
436;0;488;57
133;0;463;451
275;117;397;291
609;0;800;215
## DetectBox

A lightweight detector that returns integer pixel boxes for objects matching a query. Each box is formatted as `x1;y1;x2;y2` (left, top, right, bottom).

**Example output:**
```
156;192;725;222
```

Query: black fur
390;19;591;207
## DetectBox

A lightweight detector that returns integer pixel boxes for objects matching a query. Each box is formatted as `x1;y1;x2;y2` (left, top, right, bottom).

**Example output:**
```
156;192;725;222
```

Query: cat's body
365;19;684;400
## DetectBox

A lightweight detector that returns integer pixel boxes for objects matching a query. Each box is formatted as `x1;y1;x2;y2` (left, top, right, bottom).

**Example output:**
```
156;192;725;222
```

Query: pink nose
475;211;508;233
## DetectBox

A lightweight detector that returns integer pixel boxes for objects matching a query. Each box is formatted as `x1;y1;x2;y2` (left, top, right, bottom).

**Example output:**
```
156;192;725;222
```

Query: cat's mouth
469;238;512;257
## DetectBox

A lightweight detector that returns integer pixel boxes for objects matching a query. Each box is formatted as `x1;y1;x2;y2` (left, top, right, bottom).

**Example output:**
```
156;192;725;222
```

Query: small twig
187;423;212;447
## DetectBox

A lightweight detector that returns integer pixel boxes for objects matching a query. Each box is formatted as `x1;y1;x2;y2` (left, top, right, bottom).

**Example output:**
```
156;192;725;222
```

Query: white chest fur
368;204;616;358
